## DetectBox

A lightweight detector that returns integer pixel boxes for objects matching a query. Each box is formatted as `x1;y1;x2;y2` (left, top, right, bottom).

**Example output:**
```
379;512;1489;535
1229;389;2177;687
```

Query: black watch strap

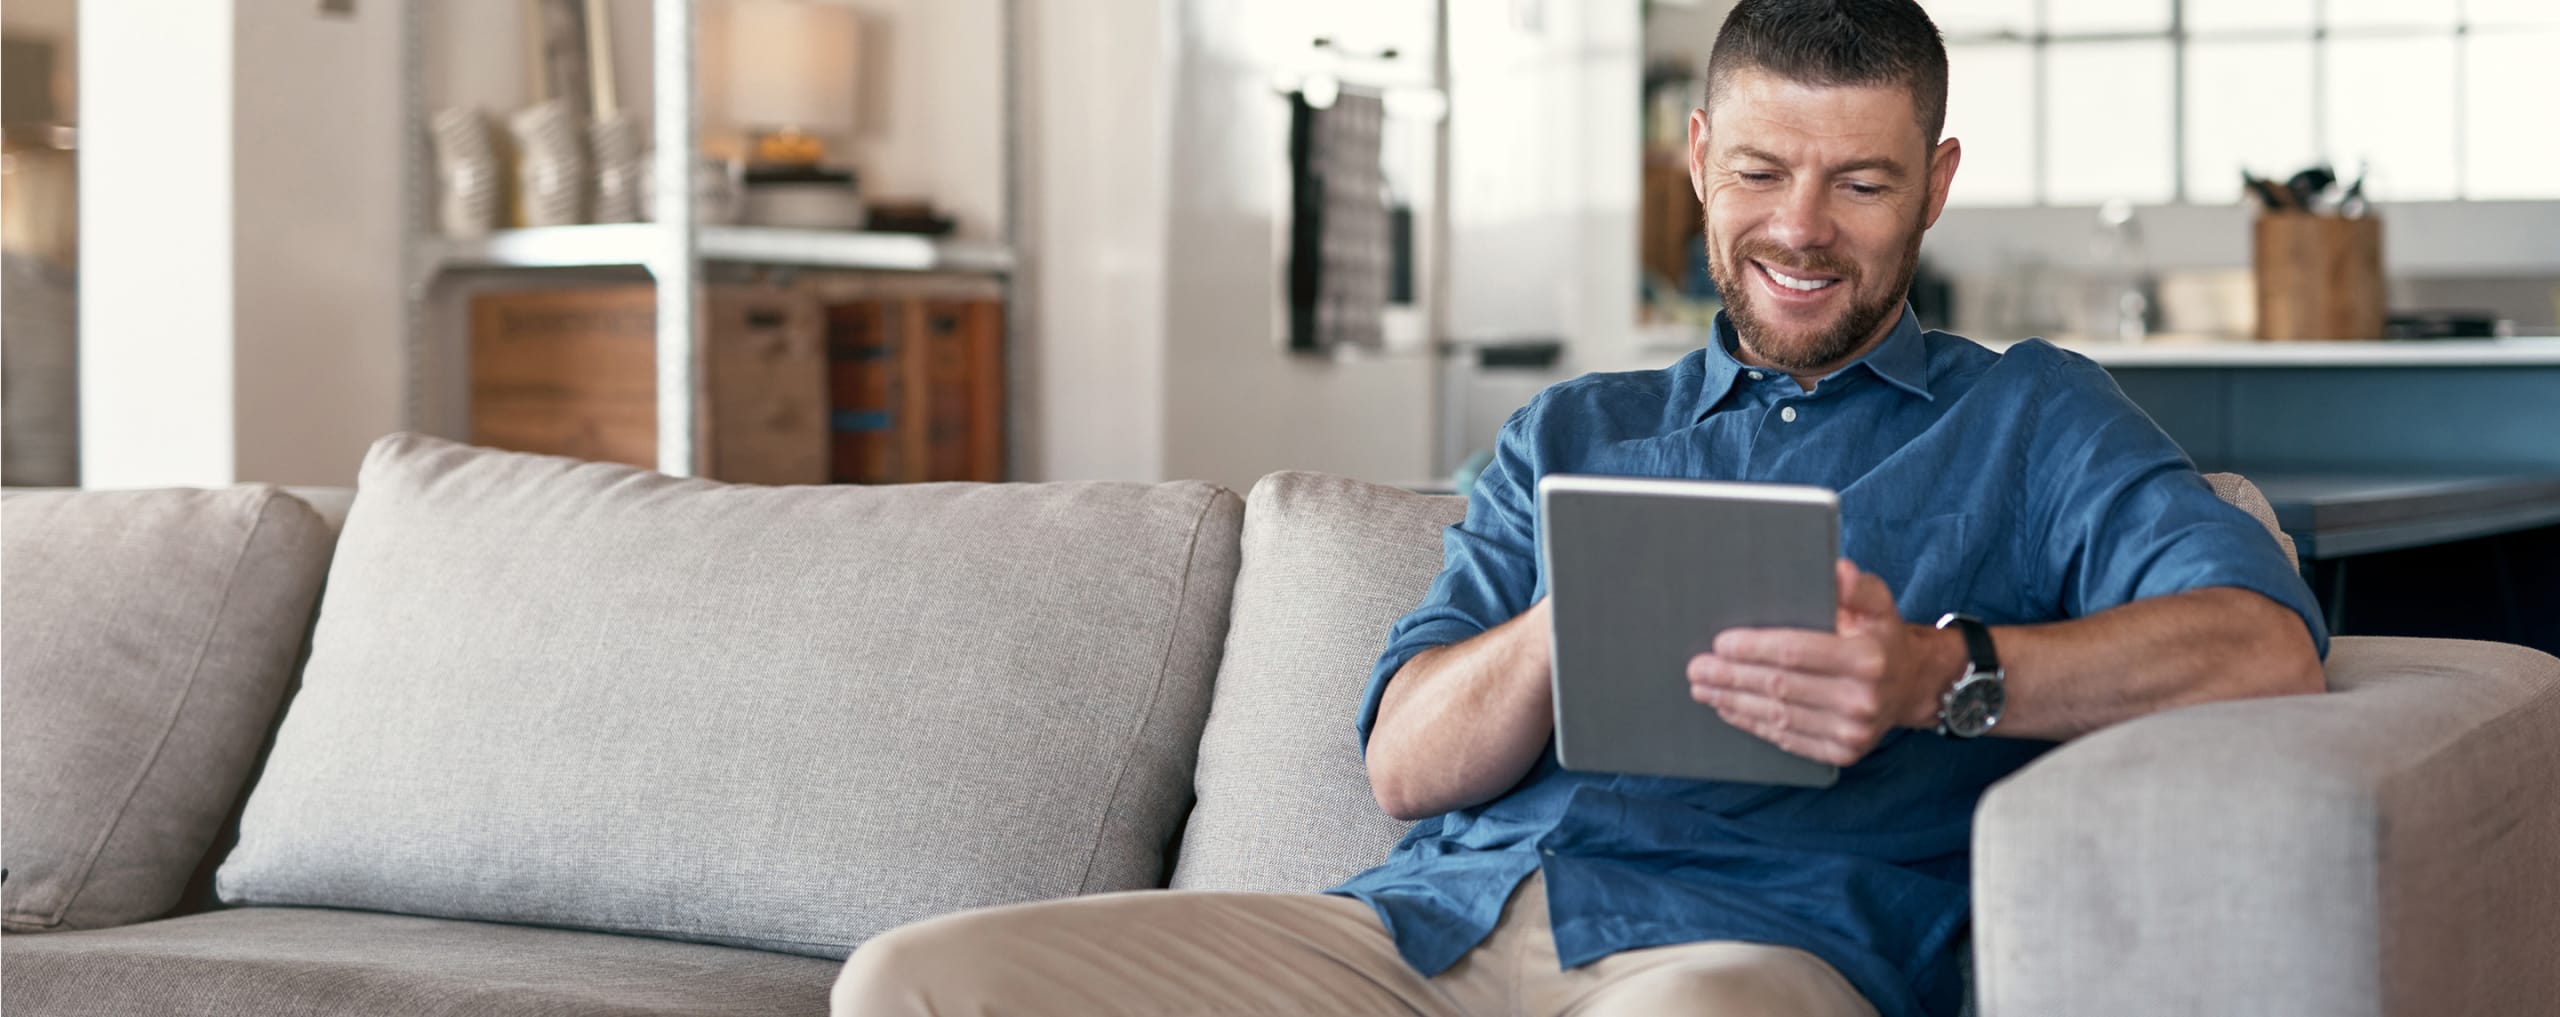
1939;613;1998;673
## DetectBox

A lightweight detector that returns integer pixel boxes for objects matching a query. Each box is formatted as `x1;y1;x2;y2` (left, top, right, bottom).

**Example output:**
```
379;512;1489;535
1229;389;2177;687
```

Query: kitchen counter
2001;335;2560;367
2248;470;2560;560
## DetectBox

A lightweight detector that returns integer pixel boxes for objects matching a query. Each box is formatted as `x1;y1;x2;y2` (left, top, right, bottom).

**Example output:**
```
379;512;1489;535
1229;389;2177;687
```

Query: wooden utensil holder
2253;212;2385;341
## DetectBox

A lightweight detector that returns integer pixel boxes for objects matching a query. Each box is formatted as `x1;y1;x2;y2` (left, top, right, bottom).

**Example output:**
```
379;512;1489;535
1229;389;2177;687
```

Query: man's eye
1846;183;1885;197
1741;172;1779;184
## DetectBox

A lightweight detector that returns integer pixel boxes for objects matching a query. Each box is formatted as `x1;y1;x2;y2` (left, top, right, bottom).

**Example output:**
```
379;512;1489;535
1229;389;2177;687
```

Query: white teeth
1761;263;1836;292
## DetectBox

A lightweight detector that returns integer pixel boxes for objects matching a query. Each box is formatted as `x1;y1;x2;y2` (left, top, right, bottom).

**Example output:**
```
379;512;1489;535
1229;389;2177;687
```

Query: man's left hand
1686;559;1957;768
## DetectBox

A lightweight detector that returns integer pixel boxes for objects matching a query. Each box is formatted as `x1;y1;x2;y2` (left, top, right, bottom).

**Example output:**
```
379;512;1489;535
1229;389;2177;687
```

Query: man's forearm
1951;586;2326;741
1366;601;1555;821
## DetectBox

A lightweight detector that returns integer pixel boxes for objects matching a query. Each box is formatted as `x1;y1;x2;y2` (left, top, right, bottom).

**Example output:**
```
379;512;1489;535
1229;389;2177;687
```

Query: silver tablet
1537;474;1841;788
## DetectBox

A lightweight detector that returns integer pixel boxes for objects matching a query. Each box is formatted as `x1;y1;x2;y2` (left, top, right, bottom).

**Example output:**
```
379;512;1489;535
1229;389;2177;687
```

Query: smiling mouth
1755;260;1841;294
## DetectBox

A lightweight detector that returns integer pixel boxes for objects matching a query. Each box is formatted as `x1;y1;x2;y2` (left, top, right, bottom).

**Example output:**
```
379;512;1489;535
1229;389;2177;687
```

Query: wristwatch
1933;613;2005;738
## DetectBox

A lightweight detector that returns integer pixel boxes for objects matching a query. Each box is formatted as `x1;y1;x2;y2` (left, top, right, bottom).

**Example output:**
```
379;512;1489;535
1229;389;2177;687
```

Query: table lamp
726;0;860;167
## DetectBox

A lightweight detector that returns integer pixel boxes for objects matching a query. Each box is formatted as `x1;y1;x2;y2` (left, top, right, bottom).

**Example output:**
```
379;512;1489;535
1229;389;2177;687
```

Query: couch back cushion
1170;472;1453;892
217;435;1241;958
3;486;335;932
1172;469;2296;894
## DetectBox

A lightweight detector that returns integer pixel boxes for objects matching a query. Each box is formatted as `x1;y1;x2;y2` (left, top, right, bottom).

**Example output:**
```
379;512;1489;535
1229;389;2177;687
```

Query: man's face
1689;69;1960;376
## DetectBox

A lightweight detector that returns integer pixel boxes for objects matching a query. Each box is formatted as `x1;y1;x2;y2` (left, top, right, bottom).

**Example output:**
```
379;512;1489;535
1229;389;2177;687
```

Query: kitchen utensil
2338;162;2368;218
2284;164;2337;214
2243;171;2292;212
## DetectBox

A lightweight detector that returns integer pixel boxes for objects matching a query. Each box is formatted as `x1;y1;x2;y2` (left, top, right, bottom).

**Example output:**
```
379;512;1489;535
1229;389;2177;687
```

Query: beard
1707;216;1924;374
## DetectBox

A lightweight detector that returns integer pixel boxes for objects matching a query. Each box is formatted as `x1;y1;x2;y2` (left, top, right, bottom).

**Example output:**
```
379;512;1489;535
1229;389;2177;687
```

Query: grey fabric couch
5;435;2555;1017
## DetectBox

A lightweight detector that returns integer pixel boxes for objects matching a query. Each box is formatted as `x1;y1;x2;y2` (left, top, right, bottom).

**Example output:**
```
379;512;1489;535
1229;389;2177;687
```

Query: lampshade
725;0;861;134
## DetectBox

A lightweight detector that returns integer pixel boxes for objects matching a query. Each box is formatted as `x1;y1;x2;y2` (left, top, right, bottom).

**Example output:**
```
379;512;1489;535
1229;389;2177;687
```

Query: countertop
2246;470;2560;559
1993;335;2560;367
1632;323;2560;368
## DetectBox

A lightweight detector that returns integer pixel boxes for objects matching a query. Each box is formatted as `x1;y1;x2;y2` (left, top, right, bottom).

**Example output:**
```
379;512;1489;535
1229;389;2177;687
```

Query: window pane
2045;0;2169;34
2465;31;2560;199
2467;0;2560;30
1944;43;2036;206
2324;36;2457;200
1922;0;2035;38
2183;0;2314;34
2324;0;2456;30
2184;40;2316;203
2044;41;2175;204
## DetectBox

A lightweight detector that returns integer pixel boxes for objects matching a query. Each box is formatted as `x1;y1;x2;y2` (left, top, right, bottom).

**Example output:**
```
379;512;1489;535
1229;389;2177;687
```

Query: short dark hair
1704;0;1949;144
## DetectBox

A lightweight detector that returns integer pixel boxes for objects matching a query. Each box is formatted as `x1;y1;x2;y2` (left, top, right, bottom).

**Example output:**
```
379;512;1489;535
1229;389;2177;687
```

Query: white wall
1019;0;1172;482
78;0;234;488
233;0;405;486
79;0;406;489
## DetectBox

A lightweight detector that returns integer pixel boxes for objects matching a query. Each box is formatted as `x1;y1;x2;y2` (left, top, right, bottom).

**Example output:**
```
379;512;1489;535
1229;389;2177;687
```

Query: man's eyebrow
1723;145;1909;179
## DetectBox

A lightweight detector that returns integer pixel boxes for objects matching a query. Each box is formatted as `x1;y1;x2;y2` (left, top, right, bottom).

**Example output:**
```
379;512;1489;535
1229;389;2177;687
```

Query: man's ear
1688;108;1712;204
1921;136;1962;229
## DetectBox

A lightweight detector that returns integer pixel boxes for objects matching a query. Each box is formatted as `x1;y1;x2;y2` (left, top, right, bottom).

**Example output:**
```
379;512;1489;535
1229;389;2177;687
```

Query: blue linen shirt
1330;307;2328;1017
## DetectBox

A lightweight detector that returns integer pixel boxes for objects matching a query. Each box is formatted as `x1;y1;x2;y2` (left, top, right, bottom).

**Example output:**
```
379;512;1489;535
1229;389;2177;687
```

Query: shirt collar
1693;305;1934;422
1852;305;1937;401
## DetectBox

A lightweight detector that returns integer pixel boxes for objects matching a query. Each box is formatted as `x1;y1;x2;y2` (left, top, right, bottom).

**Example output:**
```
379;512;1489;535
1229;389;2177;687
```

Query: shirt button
1780;405;1798;423
1541;848;1557;857
1748;370;1765;381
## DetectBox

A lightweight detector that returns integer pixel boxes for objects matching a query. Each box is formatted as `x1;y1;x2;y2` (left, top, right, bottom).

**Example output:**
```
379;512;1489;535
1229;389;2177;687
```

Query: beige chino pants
833;873;1880;1017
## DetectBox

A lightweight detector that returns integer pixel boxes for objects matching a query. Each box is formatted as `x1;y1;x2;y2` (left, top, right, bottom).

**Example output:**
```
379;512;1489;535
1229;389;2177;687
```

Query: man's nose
1763;181;1836;252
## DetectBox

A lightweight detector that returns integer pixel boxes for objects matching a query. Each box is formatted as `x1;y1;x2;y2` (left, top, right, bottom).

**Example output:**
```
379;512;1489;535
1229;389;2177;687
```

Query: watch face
1946;675;2005;736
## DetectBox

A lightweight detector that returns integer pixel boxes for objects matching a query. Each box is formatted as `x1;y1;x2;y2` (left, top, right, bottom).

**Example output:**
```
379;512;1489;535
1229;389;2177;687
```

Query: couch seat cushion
2;486;335;932
216;435;1243;957
1170;472;1456;892
0;907;835;1017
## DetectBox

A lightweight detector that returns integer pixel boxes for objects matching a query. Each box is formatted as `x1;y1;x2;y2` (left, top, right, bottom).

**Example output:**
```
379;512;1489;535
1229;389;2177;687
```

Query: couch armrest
1972;636;2560;1017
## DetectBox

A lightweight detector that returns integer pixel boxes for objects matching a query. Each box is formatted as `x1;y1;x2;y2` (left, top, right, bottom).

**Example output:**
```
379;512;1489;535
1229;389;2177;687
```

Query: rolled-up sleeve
1355;402;1548;750
2027;354;2330;657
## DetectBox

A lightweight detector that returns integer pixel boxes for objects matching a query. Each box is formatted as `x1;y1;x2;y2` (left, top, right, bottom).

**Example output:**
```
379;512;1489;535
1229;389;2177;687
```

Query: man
835;1;2327;1014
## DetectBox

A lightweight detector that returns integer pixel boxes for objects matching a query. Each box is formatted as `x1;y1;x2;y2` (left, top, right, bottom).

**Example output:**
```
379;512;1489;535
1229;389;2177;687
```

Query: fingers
1708;628;1886;680
1688;655;1887;722
1690;631;1894;768
1694;686;1874;767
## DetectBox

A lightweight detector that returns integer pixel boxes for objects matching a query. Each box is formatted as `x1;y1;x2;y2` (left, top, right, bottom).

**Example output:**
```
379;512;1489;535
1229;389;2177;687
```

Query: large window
1936;0;2560;206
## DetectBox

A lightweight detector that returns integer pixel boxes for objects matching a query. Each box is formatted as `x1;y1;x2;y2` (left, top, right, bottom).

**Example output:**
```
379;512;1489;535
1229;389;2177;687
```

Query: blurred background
4;2;2557;652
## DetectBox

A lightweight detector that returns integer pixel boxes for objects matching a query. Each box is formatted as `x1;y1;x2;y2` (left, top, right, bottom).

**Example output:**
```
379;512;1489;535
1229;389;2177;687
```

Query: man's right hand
1362;599;1557;821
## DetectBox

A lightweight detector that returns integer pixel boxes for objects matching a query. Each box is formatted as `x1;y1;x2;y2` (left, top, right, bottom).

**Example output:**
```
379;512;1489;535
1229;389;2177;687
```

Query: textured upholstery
217;435;1242;958
12;456;2550;1017
2;487;335;932
2204;472;2297;570
0;907;835;1017
1170;472;1455;891
1973;636;2560;1016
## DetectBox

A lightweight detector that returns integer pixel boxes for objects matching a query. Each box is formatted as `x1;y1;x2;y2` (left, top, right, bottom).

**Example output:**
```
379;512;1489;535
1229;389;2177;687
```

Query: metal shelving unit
423;224;1017;276
400;0;1022;478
